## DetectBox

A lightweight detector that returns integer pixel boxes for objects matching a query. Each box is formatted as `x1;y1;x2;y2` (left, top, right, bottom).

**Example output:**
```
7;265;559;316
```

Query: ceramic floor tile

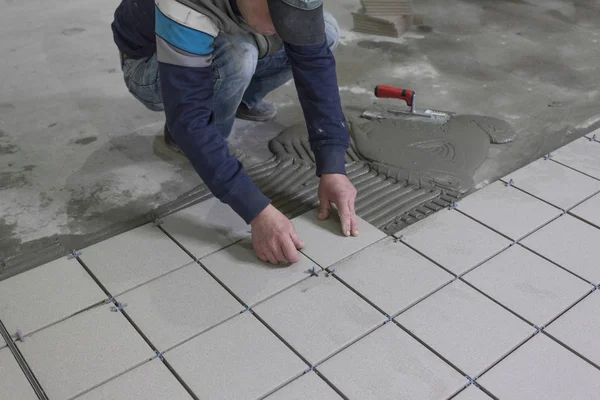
458;181;561;240
396;209;511;275
117;263;243;351
292;209;386;268
552;137;600;180
464;245;593;326
75;359;192;400
478;333;600;400
80;223;192;295
546;291;600;366
18;305;153;400
165;312;306;400
396;280;535;376
318;323;466;400
571;192;600;228
0;347;37;400
160;197;251;260
0;256;106;338
502;158;600;210
202;240;315;306
266;372;342;400
521;214;600;284
333;238;453;316
254;274;385;364
453;386;493;400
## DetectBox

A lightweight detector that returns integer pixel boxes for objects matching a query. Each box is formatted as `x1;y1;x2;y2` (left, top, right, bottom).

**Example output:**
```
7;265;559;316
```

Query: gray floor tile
254;274;385;364
165;312;306;400
464;245;593;326
160;197;250;260
396;280;535;376
318;323;466;400
552;137;600;180
0;347;37;400
502;158;600;210
521;215;600;284
546;291;600;366
266;372;342;400
75;359;192;400
202;240;315;306
117;263;243;351
80;223;192;296
292;209;386;268
571;192;600;228
452;386;493;400
396;209;511;275
333;238;453;316
18;305;153;400
478;334;600;400
458;181;561;240
0;256;106;338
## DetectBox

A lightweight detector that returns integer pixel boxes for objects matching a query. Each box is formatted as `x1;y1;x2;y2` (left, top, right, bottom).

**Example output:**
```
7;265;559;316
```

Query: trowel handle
374;85;415;107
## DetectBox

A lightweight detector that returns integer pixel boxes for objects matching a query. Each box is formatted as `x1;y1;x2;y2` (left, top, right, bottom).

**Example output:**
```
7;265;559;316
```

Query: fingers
264;250;279;265
318;199;331;220
337;201;354;237
281;236;301;264
348;199;360;237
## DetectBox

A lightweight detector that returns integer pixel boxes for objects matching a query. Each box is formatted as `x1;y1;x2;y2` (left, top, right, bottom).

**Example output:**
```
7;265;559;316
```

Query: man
112;0;359;264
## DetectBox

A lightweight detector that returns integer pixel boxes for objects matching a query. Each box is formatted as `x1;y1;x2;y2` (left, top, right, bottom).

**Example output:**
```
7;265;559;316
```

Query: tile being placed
552;137;600;180
0;347;37;400
522;215;600;284
266;372;342;400
165;312;306;400
396;280;535;376
571;192;600;228
254;274;385;364
18;305;153;400
318;323;466;400
161;197;250;260
202;240;314;306
333;238;453;316
502;158;600;210
453;386;493;400
292;209;386;268
464;245;593;326
80;223;192;295
396;209;511;275
76;359;192;400
478;333;600;399
546;291;600;366
0;256;106;338
117;263;243;351
458;181;561;240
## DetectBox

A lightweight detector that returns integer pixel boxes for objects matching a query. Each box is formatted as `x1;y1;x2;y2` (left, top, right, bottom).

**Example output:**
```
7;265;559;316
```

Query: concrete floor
1;0;600;277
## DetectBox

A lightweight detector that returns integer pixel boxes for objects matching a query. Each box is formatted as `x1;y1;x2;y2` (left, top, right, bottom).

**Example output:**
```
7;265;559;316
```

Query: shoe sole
235;109;277;122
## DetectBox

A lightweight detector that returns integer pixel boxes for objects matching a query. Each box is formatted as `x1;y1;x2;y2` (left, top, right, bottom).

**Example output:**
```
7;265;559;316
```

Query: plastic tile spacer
393;235;404;243
67;250;82;260
588;134;597;142
110;302;128;312
152;350;164;361
152;218;164;227
16;330;24;342
103;296;116;304
544;153;553;160
325;268;336;277
448;202;458;210
504;179;514;187
465;376;475;385
306;266;319;277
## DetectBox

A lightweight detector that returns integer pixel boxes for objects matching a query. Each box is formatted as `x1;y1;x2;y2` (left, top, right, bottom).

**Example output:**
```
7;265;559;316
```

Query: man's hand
251;205;305;265
318;174;359;237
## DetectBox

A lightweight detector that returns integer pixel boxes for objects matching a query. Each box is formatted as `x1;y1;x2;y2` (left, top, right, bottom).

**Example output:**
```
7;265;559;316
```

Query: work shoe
163;124;182;154
236;101;277;122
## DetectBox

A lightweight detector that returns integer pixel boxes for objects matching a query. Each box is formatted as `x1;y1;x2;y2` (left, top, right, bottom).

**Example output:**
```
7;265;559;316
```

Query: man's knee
213;33;258;86
323;12;341;51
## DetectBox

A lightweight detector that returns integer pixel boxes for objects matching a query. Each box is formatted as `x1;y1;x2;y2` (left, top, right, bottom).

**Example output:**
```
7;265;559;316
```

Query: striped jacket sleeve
154;0;271;224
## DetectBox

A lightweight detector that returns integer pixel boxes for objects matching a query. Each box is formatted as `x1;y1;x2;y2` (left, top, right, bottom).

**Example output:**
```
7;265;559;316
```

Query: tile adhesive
0;111;515;280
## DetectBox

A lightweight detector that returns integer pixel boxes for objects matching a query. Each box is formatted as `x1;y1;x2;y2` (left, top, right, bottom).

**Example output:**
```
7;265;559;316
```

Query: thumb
318;199;331;220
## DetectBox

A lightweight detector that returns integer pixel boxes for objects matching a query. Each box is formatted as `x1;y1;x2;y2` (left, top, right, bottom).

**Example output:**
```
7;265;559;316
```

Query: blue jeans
122;12;340;138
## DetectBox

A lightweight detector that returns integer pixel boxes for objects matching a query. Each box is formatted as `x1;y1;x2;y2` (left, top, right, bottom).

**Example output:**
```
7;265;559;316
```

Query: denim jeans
122;12;340;138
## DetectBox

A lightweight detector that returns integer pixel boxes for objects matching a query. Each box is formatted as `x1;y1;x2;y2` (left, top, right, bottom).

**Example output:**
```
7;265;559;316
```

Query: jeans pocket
123;57;164;112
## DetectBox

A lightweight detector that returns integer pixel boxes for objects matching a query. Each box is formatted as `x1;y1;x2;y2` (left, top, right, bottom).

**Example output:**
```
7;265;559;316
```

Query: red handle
374;85;415;107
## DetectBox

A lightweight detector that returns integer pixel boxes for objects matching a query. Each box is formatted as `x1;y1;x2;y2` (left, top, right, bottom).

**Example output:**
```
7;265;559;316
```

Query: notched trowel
362;85;451;121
